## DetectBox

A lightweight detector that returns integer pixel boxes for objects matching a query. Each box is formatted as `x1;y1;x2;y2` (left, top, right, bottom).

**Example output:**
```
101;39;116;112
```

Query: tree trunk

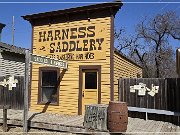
155;57;160;78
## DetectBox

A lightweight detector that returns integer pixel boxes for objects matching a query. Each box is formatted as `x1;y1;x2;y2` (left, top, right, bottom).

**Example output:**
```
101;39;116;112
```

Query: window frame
38;67;60;106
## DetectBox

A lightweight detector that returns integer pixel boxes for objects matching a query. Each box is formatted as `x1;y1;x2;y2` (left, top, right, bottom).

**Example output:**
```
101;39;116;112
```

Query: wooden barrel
107;101;128;132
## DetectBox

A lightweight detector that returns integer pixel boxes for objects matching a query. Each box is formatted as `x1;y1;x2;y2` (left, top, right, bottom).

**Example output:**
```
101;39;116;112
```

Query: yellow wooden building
23;2;142;115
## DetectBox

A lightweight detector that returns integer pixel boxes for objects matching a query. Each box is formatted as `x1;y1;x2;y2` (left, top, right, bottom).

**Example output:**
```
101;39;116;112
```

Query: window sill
37;102;59;106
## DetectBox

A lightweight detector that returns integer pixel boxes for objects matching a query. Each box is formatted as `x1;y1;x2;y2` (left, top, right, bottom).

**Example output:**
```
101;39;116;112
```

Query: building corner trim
110;15;114;101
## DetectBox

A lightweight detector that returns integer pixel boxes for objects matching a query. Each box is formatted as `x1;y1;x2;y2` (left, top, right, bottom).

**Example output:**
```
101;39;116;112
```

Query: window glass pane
41;70;58;103
42;87;57;103
85;72;97;89
42;71;57;86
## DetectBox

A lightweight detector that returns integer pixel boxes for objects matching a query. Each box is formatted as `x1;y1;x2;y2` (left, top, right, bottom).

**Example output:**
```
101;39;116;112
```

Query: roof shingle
0;42;26;55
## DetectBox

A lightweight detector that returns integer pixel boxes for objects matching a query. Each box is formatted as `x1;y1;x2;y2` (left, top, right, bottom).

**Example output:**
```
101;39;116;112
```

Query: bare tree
136;11;180;77
114;28;138;53
115;11;180;78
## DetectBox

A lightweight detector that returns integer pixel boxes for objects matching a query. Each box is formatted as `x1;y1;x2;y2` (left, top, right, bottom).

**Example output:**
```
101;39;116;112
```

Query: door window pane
85;72;97;89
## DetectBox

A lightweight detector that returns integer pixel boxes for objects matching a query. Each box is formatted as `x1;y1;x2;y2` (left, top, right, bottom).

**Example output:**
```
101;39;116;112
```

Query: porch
0;109;179;134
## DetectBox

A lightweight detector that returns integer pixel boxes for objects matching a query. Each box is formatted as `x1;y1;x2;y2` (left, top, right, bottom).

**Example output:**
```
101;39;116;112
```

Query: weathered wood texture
2;109;7;132
23;50;30;132
0;105;11;132
0;76;24;110
0;109;179;133
31;17;111;114
114;52;142;101
119;78;180;125
0;52;25;76
84;104;108;131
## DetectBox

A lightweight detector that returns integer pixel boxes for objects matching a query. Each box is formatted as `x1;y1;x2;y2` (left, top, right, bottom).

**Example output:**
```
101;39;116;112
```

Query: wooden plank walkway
0;109;179;134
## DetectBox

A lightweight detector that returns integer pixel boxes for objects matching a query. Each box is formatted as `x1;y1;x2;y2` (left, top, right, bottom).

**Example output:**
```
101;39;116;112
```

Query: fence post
23;50;30;132
3;107;7;132
1;105;11;132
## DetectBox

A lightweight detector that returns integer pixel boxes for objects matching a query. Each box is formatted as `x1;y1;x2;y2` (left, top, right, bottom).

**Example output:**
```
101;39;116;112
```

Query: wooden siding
31;17;111;114
113;52;142;101
0;52;25;76
0;76;24;110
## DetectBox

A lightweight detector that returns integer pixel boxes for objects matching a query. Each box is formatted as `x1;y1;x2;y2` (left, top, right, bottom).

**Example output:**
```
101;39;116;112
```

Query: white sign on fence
130;83;159;96
0;76;18;90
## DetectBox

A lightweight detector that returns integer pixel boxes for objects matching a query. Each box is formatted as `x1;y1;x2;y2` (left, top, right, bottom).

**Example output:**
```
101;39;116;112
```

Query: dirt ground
0;124;74;135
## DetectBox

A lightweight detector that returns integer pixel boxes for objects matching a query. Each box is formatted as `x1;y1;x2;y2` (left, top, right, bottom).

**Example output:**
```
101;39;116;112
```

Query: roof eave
22;2;123;22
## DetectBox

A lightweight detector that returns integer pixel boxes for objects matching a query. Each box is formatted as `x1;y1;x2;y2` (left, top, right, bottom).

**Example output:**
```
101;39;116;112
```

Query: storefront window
38;67;59;105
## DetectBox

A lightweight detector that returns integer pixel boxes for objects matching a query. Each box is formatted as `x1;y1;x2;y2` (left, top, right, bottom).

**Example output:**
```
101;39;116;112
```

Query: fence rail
0;76;24;110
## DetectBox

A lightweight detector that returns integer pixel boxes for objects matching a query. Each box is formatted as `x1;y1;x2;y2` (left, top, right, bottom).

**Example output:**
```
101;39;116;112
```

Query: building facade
0;42;25;76
23;2;142;115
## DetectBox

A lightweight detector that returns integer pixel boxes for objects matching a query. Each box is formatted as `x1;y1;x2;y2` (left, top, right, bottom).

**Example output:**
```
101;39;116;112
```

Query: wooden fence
119;78;180;124
0;76;24;110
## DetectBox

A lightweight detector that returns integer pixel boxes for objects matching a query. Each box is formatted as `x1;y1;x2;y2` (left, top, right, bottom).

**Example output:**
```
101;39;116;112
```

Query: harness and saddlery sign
34;24;106;61
30;54;68;69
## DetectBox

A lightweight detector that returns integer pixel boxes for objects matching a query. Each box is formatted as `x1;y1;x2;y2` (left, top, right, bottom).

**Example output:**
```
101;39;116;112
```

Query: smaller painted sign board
84;104;108;131
31;54;68;69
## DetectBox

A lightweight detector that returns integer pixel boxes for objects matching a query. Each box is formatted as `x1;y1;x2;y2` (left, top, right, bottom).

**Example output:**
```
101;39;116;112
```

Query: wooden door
82;70;98;114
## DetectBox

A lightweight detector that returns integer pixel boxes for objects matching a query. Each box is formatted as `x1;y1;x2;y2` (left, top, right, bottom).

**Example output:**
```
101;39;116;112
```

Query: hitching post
23;50;30;132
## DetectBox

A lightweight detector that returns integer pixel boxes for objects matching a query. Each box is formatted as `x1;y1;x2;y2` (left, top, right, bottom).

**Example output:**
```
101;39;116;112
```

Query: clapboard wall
0;51;25;76
30;17;112;114
114;51;142;101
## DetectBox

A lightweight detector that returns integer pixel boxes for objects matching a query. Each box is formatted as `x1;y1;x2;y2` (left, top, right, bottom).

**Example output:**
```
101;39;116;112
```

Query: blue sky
0;0;179;50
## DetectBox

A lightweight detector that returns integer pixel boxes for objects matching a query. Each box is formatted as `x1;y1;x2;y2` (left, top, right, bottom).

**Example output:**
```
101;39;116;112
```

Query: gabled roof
0;42;26;55
114;48;142;68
